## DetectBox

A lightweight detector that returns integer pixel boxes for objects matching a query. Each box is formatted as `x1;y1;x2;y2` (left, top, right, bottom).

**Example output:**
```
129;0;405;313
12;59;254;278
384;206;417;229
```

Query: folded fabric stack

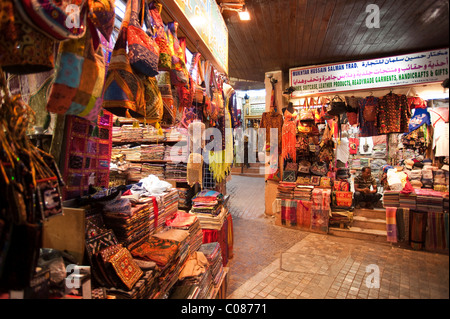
177;187;196;211
142;127;165;143
444;194;449;212
421;167;434;189
106;270;158;299
277;181;296;199
190;190;226;230
399;193;417;210
152;229;191;295
127;163;142;181
165;128;188;143
103;203;151;251
119;145;141;162
165;162;187;181
141;163;165;180
433;169;448;192
121;125;143;142
329;211;353;227
383;191;400;207
164;145;188;163
141;144;166;161
112;126;122;143
415;189;445;212
153;189;180;234
199;242;224;287
166;211;203;254
294;185;313;201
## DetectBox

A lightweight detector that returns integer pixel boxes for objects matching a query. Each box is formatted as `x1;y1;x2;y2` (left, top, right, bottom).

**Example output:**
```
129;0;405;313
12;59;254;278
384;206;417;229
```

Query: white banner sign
289;48;449;96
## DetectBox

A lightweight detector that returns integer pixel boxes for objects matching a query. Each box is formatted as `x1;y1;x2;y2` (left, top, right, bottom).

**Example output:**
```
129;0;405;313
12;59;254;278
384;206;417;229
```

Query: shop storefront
264;48;449;252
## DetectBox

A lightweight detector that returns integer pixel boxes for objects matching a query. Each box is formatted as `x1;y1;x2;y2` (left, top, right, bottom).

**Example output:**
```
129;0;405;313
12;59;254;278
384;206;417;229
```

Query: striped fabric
386;207;398;243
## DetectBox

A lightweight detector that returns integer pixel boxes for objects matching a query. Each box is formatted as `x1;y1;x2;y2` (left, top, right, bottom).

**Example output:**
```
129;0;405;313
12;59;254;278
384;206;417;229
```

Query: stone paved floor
225;175;449;299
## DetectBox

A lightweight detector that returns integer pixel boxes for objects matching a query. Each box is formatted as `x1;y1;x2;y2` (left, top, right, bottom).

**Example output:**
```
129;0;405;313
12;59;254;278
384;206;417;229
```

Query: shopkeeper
354;167;382;209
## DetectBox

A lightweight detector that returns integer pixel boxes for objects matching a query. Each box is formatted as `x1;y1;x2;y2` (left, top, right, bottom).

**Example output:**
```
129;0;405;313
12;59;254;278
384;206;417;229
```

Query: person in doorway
354;167;382;209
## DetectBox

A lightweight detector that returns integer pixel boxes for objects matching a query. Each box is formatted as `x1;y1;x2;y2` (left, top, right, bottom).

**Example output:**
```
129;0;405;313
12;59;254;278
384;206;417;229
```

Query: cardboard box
42;207;86;264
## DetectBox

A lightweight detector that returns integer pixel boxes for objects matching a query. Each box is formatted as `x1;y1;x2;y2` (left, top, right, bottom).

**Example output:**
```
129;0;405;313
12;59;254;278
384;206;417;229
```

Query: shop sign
289;48;449;96
173;0;228;73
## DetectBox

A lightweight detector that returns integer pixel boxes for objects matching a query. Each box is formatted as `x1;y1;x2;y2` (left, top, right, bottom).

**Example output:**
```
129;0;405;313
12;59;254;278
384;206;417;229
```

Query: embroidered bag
88;0;116;40
190;52;206;105
167;21;189;86
128;0;159;77
15;0;88;41
299;108;314;122
0;0;57;74
102;0;146;118
334;191;353;207
147;1;171;70
140;74;163;122
310;161;328;176
46;27;106;118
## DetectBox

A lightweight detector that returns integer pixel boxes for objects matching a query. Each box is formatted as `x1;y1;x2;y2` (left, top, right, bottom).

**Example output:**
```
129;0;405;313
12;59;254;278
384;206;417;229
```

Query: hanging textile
386;207;398;242
260;111;283;150
377;93;410;134
425;212;448;251
282;109;298;162
396;208;410;243
62;112;113;200
358;96;379;137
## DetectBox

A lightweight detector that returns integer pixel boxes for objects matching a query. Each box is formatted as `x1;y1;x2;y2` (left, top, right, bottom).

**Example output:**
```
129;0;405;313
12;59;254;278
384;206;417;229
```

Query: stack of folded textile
153;189;179;234
107;270;158;299
383;191;400;207
121;125;143;142
120;145;141;162
190;190;226;230
174;255;214;300
141;144;166;161
142;127;165;143
127;163;142;181
152;229;190;295
277;181;296;199
103;203;151;251
399;192;417;210
415;189;445;212
198;242;224;287
112;126;122;143
176;187;196;211
165;162;187;181
166;211;203;254
141;163;165;180
294;185;313;201
164;145;188;163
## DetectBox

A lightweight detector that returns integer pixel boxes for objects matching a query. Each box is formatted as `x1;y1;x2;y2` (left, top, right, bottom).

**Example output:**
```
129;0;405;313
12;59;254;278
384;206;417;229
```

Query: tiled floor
225;175;449;299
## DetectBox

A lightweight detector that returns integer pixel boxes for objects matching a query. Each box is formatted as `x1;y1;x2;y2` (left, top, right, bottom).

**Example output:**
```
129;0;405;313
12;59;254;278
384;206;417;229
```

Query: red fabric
202;218;230;266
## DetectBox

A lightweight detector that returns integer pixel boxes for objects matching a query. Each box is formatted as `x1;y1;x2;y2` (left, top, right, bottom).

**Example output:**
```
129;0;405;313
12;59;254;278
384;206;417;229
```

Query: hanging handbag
14;0;88;41
189;52;206;105
88;0;116;40
167;21;189;86
102;0;147;118
327;95;347;116
299;107;314;122
157;71;176;124
147;1;171;71
0;0;57;75
128;0;159;77
46;26;106;118
140;75;163;122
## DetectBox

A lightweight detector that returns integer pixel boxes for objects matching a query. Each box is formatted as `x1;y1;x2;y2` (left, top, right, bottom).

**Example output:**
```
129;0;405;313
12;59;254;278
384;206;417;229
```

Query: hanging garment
407;96;427;111
282;109;298;162
408;108;431;133
260;111;283;150
429;107;449;127
434;122;449;157
336;137;349;164
358;96;379;137
348;137;359;155
377;93;410;134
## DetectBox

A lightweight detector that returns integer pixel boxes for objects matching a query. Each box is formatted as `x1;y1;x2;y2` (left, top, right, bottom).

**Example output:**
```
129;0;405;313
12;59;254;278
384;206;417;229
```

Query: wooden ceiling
216;0;449;90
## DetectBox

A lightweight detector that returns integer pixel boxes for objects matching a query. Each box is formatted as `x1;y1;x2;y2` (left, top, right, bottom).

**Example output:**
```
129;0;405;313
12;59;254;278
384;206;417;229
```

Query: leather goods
326;95;347;116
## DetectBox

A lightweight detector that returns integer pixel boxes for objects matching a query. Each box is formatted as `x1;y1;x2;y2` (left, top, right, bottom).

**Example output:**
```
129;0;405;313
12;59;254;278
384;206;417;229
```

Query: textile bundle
198;242;225;287
166;210;203;254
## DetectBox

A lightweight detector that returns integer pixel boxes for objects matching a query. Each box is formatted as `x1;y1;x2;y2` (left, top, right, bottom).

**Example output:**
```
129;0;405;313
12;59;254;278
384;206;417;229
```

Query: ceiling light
238;5;250;21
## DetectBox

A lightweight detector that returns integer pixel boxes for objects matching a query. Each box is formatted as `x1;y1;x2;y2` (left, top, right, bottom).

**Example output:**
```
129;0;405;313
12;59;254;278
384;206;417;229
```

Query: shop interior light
238;6;250;21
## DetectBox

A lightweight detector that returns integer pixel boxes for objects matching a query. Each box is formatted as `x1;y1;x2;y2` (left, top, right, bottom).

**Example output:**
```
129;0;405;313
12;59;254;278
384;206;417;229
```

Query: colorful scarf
386;207;398;242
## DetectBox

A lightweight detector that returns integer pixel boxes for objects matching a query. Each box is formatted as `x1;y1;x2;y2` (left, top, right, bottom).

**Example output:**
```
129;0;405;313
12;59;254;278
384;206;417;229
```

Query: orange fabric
282;110;298;162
